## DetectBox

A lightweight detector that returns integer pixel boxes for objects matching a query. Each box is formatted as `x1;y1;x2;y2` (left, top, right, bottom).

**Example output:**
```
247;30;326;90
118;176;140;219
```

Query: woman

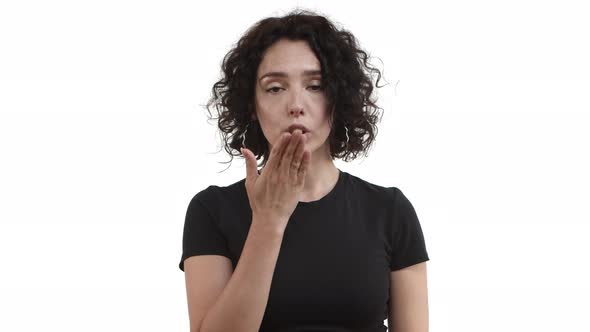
180;9;429;332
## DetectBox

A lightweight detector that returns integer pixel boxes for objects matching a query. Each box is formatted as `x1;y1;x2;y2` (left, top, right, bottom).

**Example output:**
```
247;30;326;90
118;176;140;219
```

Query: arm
200;216;285;332
388;261;429;332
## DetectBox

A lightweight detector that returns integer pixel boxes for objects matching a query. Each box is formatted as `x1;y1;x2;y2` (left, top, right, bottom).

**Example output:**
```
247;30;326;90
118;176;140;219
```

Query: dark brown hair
204;8;387;171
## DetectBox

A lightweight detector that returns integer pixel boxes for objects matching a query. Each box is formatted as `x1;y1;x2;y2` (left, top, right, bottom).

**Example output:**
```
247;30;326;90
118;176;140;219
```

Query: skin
389;262;429;332
252;38;340;202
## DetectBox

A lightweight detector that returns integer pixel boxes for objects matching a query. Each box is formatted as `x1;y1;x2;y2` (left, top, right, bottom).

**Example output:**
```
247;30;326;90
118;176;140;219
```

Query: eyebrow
259;70;322;82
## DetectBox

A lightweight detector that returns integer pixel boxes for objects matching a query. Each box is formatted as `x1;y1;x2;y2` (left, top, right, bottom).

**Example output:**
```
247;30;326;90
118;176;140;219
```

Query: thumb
241;147;259;183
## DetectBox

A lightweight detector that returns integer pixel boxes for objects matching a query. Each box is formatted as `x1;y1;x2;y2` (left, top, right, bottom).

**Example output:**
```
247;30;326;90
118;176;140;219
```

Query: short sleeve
389;188;430;271
178;189;232;272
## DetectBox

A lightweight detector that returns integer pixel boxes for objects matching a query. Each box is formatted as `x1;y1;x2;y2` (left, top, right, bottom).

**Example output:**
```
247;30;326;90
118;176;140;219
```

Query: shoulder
343;172;419;220
344;171;403;202
189;177;248;210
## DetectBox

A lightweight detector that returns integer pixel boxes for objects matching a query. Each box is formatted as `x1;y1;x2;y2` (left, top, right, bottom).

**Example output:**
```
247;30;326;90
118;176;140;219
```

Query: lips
286;124;309;133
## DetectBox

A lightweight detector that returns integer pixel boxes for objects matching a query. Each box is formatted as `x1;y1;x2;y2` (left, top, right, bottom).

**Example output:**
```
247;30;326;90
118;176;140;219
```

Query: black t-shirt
179;169;429;331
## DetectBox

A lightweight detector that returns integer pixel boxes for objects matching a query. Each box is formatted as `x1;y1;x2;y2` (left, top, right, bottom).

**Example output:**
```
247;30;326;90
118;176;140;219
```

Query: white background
1;1;589;331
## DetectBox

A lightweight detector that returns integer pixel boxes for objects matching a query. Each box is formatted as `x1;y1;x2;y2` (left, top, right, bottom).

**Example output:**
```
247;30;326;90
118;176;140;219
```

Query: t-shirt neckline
296;168;344;208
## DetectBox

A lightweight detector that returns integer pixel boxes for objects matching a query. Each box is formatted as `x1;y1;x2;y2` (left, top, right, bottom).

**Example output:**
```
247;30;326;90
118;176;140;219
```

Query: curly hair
204;8;387;172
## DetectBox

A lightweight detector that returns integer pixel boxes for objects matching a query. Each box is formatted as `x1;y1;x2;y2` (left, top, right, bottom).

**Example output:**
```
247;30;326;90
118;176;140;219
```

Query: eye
265;85;323;94
266;87;282;94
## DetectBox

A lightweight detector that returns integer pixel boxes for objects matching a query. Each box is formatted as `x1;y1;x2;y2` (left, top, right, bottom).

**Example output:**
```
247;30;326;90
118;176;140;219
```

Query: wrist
251;214;288;236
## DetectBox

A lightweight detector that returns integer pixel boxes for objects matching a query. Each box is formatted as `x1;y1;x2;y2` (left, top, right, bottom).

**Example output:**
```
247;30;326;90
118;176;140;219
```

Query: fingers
296;149;310;186
266;132;291;173
265;130;307;184
290;131;306;179
242;147;262;183
281;129;304;180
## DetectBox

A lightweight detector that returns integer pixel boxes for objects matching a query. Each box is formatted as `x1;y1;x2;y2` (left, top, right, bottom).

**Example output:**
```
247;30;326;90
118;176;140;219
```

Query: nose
288;89;304;117
289;106;303;117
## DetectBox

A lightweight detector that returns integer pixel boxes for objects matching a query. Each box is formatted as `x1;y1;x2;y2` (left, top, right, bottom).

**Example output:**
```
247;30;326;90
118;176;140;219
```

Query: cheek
256;89;281;105
256;97;281;118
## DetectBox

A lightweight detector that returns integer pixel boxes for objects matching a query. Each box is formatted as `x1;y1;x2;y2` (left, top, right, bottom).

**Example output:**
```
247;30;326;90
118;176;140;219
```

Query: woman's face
254;39;332;155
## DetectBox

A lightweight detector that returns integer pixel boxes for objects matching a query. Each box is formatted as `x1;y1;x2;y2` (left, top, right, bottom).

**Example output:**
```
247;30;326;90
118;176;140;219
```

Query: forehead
257;39;321;78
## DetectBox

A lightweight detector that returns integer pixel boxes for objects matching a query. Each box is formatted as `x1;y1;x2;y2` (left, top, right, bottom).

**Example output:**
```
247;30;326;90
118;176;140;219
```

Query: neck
297;142;340;202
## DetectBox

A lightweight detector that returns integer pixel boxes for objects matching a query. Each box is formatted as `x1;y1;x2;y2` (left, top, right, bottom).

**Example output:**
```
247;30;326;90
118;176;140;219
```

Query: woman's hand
241;129;310;231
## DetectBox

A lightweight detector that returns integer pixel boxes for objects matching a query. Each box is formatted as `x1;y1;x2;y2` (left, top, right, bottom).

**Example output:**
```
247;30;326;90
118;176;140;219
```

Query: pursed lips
286;125;309;134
